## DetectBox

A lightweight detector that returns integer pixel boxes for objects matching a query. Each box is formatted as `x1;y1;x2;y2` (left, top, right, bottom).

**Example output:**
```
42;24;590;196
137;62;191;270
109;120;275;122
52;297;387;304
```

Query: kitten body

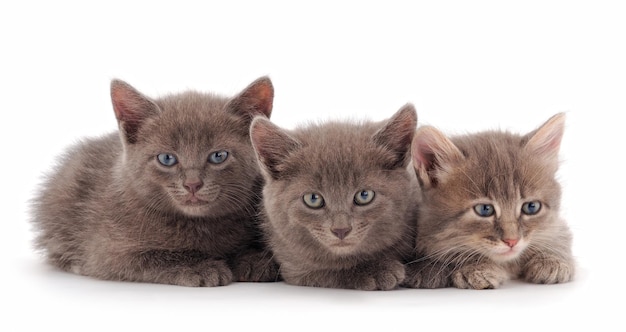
251;105;419;290
31;77;278;286
404;113;575;289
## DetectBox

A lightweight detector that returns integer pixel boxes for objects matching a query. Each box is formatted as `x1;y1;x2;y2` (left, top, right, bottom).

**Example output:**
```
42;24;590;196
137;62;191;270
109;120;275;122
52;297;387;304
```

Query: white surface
1;1;623;331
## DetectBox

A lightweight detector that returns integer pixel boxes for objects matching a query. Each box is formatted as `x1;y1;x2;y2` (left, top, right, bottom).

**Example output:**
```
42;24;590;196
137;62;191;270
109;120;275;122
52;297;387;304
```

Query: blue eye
354;190;375;206
303;193;325;209
522;201;542;215
209;150;229;164
473;204;495;217
157;153;178;166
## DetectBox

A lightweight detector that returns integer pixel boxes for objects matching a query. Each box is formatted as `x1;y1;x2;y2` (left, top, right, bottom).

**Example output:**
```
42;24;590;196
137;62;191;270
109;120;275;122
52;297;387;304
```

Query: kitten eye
473;204;495;217
522;201;542;215
303;193;325;209
354;190;375;206
209;150;229;164
157;153;178;167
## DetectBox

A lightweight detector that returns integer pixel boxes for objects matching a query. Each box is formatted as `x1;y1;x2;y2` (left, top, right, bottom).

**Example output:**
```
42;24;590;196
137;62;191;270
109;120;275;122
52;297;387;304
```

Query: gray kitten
30;77;279;286
404;113;575;289
250;105;419;290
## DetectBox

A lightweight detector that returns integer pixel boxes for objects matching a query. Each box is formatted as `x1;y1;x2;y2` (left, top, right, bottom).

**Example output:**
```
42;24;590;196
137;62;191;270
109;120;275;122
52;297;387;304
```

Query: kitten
30;76;279;286
250;105;419;290
404;113;575;289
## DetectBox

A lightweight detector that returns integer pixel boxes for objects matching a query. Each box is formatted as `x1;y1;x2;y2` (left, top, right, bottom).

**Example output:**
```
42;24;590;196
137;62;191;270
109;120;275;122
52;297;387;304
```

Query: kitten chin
405;113;576;290
252;104;419;290
30;76;280;286
175;200;217;218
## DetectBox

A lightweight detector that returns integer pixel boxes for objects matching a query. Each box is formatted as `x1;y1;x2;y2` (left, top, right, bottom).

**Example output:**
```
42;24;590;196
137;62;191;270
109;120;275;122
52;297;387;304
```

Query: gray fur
251;105;419;290
30;77;279;286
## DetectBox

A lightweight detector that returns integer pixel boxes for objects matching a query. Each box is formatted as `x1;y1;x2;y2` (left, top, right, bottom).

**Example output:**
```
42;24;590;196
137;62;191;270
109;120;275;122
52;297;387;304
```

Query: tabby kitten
250;105;419;290
404;113;575;289
31;76;278;286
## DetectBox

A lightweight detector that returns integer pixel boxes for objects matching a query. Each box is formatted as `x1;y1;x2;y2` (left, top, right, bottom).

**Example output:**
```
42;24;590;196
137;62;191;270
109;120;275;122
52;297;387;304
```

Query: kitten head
110;76;273;218
412;113;565;263
251;105;418;257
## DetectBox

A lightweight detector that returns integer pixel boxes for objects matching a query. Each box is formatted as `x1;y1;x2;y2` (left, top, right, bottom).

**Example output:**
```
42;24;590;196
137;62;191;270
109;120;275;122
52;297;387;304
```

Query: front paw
354;260;405;291
173;260;233;287
522;256;574;284
232;250;280;282
451;264;508;289
402;260;451;289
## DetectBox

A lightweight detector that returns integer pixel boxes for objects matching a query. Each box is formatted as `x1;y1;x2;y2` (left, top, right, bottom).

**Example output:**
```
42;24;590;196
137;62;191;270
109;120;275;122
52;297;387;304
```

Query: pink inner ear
543;131;562;154
412;140;435;171
110;80;157;144
110;81;146;122
411;126;463;174
527;114;565;157
251;84;273;117
110;85;130;121
241;78;274;118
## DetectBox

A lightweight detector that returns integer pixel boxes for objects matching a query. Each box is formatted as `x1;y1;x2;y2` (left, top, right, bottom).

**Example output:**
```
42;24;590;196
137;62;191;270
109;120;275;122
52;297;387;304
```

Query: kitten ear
411;126;463;189
372;103;418;169
225;76;274;122
250;117;300;180
523;112;565;169
110;79;160;144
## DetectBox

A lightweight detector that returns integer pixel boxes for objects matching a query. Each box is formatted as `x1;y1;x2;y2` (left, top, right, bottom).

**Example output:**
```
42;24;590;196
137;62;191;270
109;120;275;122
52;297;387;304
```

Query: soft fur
404;113;575;289
251;105;419;290
30;77;279;286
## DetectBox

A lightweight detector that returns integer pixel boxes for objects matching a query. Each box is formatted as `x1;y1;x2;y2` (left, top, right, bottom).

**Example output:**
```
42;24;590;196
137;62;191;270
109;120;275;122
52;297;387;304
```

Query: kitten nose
331;227;352;240
503;238;519;248
184;180;204;194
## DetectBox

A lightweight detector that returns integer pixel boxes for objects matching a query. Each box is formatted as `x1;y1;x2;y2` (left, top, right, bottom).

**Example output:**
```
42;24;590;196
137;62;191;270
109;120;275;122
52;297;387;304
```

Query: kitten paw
402;260;450;289
522;256;574;284
172;260;233;287
354;260;405;291
232;250;280;282
196;260;233;286
451;265;508;289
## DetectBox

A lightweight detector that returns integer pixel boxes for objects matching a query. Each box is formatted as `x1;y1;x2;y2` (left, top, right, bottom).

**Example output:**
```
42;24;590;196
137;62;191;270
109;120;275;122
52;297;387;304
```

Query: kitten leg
231;248;281;282
402;258;452;289
150;259;233;287
365;259;406;290
286;259;405;290
129;250;233;287
451;262;509;289
522;254;574;284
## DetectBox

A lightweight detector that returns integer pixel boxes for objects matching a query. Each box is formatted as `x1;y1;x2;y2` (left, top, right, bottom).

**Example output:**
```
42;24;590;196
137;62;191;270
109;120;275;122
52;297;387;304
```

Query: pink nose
503;238;519;248
184;181;204;194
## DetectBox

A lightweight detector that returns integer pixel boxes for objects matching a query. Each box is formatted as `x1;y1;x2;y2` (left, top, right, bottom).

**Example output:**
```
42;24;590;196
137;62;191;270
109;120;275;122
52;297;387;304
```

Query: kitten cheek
149;166;178;182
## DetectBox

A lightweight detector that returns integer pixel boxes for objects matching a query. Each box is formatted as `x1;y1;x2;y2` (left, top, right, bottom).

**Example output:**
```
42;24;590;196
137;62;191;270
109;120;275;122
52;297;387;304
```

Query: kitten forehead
140;92;249;149
156;91;231;120
288;121;392;187
449;131;558;201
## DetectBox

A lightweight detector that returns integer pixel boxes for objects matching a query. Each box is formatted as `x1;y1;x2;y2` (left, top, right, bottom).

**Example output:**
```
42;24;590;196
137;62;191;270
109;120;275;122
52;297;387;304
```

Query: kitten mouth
493;247;522;261
330;240;356;248
183;195;208;206
185;200;208;206
501;249;518;256
327;240;360;256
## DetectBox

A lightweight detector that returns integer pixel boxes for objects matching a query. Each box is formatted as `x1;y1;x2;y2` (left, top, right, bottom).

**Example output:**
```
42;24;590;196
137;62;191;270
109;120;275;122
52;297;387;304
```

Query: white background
1;1;623;331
